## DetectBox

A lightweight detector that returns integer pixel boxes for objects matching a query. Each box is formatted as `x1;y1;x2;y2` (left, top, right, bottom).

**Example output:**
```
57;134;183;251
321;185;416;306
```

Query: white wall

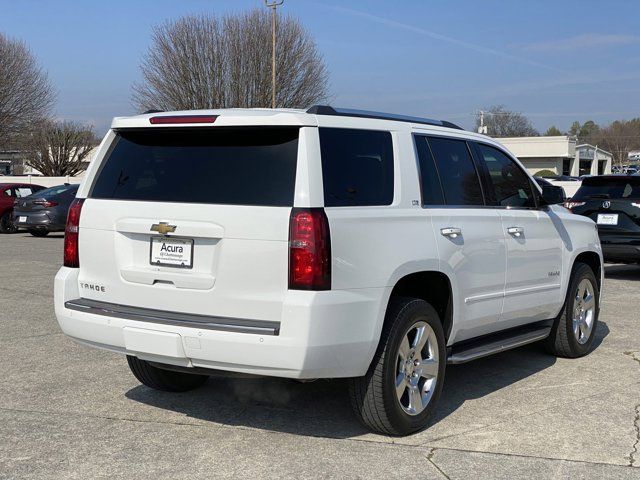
497;136;575;159
0;175;84;188
548;180;581;198
520;158;563;175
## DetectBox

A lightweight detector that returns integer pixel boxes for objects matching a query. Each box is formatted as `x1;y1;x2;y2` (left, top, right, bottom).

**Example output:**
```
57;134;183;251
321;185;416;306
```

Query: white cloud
524;34;640;52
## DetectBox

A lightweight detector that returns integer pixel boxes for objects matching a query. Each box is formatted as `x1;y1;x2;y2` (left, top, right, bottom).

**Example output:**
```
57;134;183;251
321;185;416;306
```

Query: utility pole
265;0;284;109
477;110;488;134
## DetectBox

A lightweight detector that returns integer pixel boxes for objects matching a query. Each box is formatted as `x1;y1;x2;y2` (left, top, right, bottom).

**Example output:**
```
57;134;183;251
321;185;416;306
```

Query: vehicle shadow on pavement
604;264;640;281
125;322;609;439
9;232;65;238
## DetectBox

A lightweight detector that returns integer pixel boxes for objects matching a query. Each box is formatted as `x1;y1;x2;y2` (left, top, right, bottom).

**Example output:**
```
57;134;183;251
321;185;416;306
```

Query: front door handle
507;226;524;237
441;227;462;238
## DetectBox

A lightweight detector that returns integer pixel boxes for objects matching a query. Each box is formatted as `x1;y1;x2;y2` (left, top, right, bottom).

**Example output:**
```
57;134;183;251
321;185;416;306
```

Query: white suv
54;106;603;435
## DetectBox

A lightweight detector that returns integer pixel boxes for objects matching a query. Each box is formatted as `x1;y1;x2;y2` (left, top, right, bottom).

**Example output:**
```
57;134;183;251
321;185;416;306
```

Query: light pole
265;0;284;109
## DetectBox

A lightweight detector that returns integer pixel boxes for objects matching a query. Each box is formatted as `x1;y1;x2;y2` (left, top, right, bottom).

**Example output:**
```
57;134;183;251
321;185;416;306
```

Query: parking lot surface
1;232;639;479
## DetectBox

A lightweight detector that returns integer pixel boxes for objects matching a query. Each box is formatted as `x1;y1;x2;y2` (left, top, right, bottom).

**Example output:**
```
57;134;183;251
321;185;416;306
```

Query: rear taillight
564;201;585;211
33;199;58;208
288;208;331;290
64;199;84;268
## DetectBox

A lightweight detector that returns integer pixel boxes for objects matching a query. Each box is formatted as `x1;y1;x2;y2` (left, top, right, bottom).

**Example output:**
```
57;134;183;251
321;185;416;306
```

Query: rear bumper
13;211;64;231
54;267;386;379
600;234;640;263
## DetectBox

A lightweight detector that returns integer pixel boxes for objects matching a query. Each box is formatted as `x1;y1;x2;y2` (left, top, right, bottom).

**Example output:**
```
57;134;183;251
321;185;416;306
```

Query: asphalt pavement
1;232;639;479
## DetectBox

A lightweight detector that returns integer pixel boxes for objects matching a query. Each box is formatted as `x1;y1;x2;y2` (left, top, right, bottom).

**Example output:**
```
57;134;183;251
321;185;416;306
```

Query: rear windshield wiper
587;194;610;199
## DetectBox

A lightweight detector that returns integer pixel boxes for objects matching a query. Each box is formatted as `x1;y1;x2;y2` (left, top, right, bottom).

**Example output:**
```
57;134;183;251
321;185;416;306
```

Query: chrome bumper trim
64;298;280;336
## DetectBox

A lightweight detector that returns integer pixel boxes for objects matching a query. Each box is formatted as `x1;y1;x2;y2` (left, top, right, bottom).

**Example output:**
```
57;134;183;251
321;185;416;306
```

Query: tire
126;356;208;392
28;229;49;237
546;262;599;358
0;211;17;234
348;297;446;436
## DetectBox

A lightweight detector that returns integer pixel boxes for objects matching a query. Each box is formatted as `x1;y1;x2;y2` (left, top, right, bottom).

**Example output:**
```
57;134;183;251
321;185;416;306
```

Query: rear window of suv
319;128;394;207
90;127;299;206
573;177;640;200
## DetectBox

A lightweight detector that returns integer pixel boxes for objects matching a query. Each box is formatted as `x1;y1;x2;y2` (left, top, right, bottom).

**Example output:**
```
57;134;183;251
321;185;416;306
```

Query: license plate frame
149;236;194;269
596;213;618;225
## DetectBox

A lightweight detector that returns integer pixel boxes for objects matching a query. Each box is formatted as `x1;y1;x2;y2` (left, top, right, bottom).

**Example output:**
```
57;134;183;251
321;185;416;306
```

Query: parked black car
567;176;640;263
13;184;79;236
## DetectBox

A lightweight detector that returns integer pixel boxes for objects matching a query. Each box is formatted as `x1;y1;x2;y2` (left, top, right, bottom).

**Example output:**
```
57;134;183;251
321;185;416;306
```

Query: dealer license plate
150;237;193;268
596;214;618;225
18;216;27;223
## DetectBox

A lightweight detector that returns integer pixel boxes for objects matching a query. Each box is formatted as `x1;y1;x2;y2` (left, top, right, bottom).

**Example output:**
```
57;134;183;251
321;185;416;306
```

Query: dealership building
496;136;612;177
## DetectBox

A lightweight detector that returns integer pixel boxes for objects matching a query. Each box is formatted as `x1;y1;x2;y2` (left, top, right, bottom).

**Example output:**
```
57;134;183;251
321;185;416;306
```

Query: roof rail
306;105;463;130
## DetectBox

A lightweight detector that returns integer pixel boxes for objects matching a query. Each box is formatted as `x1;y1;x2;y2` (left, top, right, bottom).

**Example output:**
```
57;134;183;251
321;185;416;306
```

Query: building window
579;160;592;176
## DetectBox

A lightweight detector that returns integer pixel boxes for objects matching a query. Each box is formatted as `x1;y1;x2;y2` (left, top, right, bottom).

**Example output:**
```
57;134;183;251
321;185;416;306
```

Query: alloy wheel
394;321;439;416
572;278;596;345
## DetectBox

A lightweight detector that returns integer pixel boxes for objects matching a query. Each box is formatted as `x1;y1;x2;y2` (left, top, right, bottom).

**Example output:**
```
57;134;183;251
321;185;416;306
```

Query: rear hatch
570;176;640;236
77;126;299;321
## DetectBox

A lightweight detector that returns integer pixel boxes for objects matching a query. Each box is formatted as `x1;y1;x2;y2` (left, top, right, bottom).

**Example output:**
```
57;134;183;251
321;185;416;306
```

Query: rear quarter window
90;127;299;206
319;128;394;207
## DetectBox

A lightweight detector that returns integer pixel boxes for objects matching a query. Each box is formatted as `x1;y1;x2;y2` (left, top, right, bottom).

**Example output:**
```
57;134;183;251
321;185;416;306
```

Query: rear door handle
507;226;524;237
440;227;462;238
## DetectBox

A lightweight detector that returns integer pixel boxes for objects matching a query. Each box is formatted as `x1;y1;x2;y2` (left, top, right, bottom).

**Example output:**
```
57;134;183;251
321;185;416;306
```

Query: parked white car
54;106;603;435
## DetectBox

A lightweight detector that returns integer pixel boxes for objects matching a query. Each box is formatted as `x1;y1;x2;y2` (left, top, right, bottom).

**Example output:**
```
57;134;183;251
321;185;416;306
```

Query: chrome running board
447;323;552;364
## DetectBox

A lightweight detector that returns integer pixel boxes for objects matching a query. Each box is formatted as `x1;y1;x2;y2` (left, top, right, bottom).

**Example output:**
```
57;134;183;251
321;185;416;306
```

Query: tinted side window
477;144;535;208
319;128;394;207
427;137;484;206
414;136;445;205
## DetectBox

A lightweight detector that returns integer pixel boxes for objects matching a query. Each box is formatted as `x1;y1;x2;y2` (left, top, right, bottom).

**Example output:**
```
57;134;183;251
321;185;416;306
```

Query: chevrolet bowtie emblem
150;222;177;235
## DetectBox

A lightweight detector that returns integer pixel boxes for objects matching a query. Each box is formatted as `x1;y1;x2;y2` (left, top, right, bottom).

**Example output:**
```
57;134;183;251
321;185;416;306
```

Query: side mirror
540;185;566;205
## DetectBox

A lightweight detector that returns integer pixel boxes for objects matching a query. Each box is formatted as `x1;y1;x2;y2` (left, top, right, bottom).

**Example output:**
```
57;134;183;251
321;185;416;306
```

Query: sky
2;0;639;135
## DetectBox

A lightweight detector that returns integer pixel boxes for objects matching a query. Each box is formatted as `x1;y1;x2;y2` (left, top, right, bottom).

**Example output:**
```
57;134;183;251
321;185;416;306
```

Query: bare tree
26;121;97;176
0;33;55;149
133;9;329;111
476;105;539;137
598;119;640;167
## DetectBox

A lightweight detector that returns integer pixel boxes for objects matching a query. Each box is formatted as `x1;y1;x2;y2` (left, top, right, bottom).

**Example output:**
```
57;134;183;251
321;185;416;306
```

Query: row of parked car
612;165;640;175
0;182;79;236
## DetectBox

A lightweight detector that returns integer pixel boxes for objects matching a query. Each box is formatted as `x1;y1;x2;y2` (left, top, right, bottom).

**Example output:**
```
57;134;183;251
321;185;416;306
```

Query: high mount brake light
288;208;331;290
64;199;84;268
149;115;218;125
